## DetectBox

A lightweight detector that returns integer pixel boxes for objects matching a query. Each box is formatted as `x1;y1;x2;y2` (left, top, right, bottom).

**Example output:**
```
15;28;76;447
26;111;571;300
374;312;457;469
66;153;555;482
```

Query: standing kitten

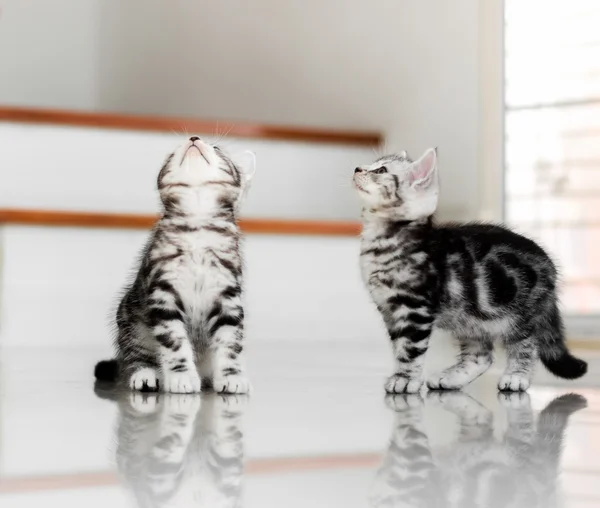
95;137;253;394
371;392;586;508
354;148;586;393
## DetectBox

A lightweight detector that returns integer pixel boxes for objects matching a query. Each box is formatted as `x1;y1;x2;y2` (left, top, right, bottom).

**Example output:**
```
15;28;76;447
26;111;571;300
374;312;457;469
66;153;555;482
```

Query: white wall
0;0;484;220
0;226;384;348
0;123;371;220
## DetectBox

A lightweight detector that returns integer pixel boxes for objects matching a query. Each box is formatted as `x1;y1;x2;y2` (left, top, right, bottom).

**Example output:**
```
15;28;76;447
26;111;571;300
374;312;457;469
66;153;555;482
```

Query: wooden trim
0;453;381;494
0;105;382;146
568;339;600;351
0;209;362;236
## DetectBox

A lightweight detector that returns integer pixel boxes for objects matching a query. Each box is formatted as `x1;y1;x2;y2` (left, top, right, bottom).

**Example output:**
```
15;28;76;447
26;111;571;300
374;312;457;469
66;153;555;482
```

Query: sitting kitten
95;137;253;393
94;389;246;508
370;392;586;508
354;148;587;393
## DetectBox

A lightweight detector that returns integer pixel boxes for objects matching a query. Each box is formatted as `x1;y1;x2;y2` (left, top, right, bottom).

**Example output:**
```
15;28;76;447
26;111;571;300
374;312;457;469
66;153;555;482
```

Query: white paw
163;371;201;394
497;391;531;408
129;367;159;392
427;371;467;391
129;392;160;414
163;393;202;415
385;374;423;394
427;392;491;424
213;375;250;394
498;374;530;392
384;394;423;412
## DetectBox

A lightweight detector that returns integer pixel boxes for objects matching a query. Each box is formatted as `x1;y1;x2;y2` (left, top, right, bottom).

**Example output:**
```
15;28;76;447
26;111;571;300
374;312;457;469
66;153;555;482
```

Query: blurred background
1;0;597;339
0;1;599;506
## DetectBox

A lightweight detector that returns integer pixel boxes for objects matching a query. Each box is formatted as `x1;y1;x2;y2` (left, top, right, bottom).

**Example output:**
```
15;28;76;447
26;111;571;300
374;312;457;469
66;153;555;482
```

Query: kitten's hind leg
118;322;160;392
498;335;536;392
427;336;493;391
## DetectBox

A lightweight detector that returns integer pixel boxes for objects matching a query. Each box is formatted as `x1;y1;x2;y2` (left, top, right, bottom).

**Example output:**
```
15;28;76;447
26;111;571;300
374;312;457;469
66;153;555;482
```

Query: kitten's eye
373;166;388;175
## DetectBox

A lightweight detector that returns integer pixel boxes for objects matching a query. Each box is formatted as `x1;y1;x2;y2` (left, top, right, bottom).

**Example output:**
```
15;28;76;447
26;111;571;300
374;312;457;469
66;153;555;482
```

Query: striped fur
95;137;253;394
95;389;245;508
354;149;587;393
371;392;587;508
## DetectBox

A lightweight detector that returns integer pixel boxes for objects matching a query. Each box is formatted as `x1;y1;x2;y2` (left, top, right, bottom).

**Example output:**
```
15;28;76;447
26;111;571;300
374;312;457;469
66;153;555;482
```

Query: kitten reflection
97;389;246;508
371;391;586;508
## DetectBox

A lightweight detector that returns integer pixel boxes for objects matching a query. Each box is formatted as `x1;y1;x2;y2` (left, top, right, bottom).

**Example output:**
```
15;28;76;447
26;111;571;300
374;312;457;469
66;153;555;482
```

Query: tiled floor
0;340;598;507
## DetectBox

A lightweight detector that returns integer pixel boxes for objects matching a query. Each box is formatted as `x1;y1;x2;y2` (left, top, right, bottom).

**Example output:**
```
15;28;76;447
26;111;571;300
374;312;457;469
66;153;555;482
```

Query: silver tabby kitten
95;136;253;394
354;148;587;393
94;388;245;508
370;392;586;508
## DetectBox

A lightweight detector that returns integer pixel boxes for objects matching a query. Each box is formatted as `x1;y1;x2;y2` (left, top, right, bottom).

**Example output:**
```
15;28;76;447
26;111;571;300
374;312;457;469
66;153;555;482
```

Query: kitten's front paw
385;374;422;394
385;394;423;412
497;391;531;408
163;371;201;394
426;371;466;391
129;392;160;414
163;393;202;415
130;367;159;392
498;374;530;392
213;375;250;394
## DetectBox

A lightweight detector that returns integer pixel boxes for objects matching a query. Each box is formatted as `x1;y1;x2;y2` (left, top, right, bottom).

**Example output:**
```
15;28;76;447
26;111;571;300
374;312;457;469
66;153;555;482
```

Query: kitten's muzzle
183;138;210;164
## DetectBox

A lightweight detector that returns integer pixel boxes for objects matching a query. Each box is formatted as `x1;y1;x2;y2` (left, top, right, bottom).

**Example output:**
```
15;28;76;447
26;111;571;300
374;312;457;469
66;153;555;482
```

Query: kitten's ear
239;150;256;184
407;148;437;190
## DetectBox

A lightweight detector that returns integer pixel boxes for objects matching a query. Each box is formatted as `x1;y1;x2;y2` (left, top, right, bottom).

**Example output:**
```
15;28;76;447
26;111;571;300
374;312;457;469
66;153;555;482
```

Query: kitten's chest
359;238;418;290
170;242;238;317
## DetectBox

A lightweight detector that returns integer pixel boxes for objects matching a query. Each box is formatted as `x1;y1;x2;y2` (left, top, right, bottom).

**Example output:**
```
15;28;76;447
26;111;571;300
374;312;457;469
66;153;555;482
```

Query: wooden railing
0;209;362;236
0;106;376;235
0;105;382;146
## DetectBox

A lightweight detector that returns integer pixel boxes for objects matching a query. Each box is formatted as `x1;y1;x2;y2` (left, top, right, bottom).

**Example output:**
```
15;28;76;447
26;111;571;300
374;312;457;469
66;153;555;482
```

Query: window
505;0;600;318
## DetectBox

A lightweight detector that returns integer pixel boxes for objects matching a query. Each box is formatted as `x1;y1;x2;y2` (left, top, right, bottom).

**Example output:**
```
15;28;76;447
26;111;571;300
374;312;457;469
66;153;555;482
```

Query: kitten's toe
385;374;422;394
213;375;251;394
163;393;202;415
385;394;423;411
130;367;159;392
129;392;160;414
498;374;530;392
163;371;202;394
426;372;464;391
497;391;531;408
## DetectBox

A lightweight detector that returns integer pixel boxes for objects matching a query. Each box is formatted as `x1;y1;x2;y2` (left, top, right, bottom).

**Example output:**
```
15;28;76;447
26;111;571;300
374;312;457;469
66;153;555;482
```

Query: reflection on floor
0;341;598;507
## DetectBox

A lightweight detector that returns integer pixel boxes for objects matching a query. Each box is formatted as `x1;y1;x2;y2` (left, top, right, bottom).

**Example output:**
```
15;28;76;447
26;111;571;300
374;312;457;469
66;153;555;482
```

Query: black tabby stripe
361;244;399;257
147;307;183;327
388;294;428;309
210;251;241;278
405;312;434;325
221;285;241;300
155;333;181;351
202;224;238;237
390;325;431;343
209;314;243;337
149;280;185;313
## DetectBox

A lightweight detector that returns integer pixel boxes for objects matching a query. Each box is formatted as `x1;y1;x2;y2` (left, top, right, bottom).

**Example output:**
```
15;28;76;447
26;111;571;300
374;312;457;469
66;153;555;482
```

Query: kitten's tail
540;347;587;380
538;307;587;380
94;359;119;382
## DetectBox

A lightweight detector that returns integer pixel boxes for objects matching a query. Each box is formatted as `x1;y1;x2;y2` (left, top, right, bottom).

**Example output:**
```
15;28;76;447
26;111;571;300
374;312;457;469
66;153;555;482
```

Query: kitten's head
158;137;254;218
353;148;439;220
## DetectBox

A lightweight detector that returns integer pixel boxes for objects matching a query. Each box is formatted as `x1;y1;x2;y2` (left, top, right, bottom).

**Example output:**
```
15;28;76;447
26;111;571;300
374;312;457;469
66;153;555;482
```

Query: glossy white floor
0;339;598;507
